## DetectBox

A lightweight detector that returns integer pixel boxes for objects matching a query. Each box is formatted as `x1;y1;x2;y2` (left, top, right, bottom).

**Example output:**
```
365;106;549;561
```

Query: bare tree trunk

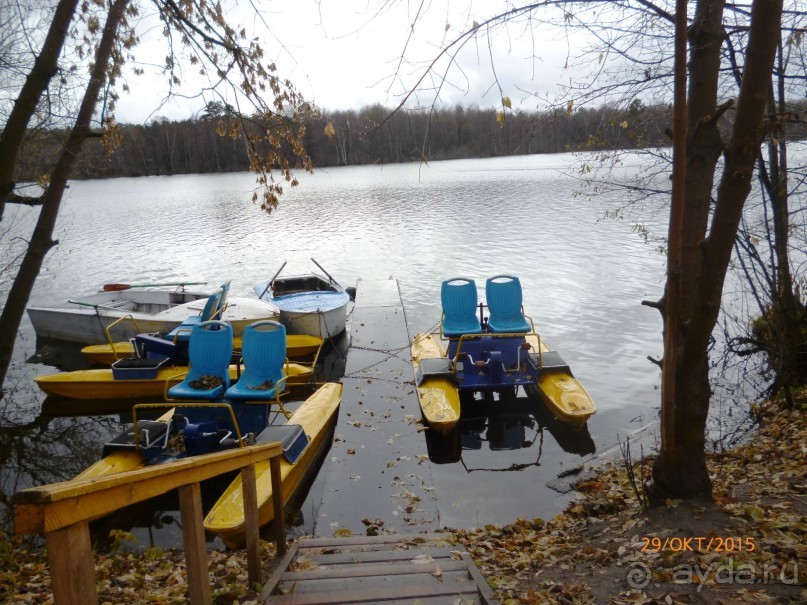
0;0;129;393
766;39;801;405
0;0;80;221
653;0;783;499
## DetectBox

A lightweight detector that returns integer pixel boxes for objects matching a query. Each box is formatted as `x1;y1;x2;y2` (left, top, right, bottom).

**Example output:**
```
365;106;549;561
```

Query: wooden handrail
12;441;286;605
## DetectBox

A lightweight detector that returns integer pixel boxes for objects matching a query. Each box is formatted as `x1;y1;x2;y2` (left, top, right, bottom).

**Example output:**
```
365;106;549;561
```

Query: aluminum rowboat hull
28;294;279;344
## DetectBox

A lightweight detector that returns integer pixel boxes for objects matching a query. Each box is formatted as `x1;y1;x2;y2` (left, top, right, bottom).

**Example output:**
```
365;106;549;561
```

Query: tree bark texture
653;0;784;499
0;0;80;221
0;0;130;392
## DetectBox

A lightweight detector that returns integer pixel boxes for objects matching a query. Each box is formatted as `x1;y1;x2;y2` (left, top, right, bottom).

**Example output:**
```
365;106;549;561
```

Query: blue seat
485;275;532;333
441;278;482;338
167;281;230;344
225;320;290;419
167;320;233;401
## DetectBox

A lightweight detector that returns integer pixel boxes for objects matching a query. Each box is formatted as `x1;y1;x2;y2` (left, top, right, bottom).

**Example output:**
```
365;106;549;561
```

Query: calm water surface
3;153;672;543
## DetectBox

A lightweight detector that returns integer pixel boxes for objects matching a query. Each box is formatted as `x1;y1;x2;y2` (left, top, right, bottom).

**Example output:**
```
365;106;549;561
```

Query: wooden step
261;533;498;605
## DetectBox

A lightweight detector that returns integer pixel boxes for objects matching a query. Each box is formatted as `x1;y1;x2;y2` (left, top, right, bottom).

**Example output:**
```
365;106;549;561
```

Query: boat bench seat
101;300;138;311
533;350;571;373
256;424;308;463
415;357;456;387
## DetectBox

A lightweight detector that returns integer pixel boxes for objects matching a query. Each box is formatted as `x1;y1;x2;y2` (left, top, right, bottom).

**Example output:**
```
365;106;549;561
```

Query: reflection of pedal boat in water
413;275;597;433
425;398;596;465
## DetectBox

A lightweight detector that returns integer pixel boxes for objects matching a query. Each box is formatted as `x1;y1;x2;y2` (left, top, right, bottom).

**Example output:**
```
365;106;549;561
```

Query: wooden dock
315;278;441;535
260;533;499;604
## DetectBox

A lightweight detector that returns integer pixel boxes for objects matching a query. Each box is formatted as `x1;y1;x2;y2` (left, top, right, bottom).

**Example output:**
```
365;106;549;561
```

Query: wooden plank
241;464;262;587
46;521;98;605
270;455;286;555
259;542;299;603
268;580;481;605
277;569;473;594
13;442;282;534
461;552;499;605
340;598;479;605
298;533;453;549
280;559;468;581
302;547;458;566
179;482;211;605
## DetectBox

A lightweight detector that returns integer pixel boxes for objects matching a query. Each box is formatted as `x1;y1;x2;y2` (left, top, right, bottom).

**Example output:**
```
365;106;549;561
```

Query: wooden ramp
260;533;499;604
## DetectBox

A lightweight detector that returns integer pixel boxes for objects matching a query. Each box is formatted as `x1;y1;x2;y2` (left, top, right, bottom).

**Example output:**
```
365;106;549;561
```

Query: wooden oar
257;261;287;300
103;281;207;292
311;257;344;290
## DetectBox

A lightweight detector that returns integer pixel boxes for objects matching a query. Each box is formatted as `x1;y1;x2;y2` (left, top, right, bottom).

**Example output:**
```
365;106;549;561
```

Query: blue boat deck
272;290;349;312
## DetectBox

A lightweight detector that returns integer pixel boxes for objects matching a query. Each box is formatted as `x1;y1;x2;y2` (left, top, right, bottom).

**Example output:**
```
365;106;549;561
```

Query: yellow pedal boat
80;334;324;366
204;382;342;548
412;331;595;430
34;362;314;400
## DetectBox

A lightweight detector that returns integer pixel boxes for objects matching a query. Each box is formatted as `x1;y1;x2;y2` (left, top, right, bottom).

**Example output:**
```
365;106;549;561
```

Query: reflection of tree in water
0;384;120;531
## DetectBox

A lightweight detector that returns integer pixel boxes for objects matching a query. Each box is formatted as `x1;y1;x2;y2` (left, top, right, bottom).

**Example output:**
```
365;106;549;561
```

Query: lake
2;152;694;544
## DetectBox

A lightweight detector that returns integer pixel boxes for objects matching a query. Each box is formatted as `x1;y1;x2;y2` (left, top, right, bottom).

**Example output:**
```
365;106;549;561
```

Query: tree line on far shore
13;100;744;181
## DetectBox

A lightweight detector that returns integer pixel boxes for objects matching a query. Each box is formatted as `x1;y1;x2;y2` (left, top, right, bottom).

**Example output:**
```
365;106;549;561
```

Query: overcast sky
114;1;585;123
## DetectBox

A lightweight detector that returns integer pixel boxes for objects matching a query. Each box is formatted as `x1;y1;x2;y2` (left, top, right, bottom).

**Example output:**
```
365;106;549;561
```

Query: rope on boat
341;320;441;382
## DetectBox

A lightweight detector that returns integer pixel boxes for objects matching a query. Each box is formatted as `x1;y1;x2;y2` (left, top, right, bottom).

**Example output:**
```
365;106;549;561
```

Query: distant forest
15;101;807;181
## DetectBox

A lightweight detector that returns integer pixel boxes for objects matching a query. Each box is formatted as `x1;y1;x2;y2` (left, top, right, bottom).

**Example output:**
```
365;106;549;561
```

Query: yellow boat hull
204;382;342;548
75;410;176;480
81;334;323;366
411;333;460;433
35;363;314;400
525;334;596;427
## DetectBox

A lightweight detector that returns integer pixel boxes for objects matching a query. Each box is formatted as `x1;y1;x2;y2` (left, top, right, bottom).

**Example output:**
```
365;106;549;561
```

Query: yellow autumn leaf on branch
502;96;512;109
323;122;335;138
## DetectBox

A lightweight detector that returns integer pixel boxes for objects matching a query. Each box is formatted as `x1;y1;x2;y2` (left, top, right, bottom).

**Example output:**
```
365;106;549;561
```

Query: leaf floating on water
334;528;352;538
